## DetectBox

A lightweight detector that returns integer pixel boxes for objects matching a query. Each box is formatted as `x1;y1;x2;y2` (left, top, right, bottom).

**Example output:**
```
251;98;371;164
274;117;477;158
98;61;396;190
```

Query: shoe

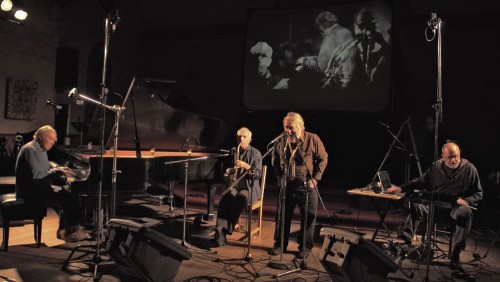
296;247;311;259
270;245;282;256
450;251;464;271
56;229;65;240
213;227;226;247
64;230;91;242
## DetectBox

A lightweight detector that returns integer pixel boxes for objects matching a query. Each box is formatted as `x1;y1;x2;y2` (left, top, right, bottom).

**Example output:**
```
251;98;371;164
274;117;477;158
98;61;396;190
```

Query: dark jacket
401;158;483;207
271;131;328;183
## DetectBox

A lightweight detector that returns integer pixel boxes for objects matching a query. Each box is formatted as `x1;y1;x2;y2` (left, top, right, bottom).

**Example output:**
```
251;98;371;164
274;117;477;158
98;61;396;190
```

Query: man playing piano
213;127;263;246
387;142;483;270
15;125;90;242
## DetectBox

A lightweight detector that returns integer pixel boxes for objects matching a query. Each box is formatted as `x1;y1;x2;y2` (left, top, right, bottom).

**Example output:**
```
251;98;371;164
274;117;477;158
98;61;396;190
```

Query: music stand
164;152;230;249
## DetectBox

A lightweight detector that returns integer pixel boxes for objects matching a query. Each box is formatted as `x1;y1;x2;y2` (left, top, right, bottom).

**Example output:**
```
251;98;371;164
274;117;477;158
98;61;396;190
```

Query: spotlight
1;0;13;12
0;0;28;24
14;8;26;20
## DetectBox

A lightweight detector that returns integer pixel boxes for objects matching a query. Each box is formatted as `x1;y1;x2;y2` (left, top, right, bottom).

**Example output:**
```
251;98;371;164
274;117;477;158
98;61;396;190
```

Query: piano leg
204;183;216;221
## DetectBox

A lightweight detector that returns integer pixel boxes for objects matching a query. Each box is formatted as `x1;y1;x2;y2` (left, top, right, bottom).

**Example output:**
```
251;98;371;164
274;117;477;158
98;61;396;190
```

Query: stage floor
1;203;500;282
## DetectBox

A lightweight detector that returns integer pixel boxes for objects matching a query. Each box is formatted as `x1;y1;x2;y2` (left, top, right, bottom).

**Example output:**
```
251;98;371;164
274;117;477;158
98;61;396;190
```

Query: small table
347;187;404;241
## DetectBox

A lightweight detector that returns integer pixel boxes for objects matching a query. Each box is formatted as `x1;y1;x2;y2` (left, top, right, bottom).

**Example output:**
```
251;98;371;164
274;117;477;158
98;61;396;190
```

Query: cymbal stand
213;146;271;278
164;153;229;249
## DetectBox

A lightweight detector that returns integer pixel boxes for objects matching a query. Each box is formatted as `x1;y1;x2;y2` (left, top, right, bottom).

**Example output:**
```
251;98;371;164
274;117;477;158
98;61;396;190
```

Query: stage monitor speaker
319;227;398;282
106;218;192;282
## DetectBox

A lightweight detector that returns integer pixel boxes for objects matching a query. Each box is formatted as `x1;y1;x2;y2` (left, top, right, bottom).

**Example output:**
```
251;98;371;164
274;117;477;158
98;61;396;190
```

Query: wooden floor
1;202;500;282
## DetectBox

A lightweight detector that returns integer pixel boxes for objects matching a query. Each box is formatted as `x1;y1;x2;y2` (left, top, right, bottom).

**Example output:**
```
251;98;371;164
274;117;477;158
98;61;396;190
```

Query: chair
238;165;267;236
0;193;47;251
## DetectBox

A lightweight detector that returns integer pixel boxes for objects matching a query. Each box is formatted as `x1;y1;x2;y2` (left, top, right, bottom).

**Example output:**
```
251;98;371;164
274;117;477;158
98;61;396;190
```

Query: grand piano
67;80;229;220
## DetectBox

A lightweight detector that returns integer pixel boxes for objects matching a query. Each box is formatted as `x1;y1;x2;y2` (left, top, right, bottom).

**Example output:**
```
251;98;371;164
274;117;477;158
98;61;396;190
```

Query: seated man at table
386;142;482;270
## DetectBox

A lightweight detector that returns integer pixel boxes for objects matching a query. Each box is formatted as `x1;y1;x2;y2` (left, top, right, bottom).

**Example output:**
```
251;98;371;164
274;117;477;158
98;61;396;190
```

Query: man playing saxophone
213;127;263;247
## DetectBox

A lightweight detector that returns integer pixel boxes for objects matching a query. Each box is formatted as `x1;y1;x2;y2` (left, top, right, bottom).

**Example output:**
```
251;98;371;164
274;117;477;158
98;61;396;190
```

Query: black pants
400;203;473;252
274;181;318;251
25;187;81;233
216;189;249;235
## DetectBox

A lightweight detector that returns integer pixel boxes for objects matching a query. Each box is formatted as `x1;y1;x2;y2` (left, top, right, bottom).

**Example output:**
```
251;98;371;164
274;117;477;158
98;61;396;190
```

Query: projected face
250;42;273;77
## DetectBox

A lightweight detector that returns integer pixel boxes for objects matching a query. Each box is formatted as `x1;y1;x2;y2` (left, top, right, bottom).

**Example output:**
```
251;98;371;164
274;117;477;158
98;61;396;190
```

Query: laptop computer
377;171;392;191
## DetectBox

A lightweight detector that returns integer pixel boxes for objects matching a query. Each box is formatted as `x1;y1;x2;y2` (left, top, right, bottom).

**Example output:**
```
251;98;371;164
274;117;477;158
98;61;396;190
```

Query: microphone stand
424;13;443;282
268;134;292;271
62;8;120;280
273;136;322;278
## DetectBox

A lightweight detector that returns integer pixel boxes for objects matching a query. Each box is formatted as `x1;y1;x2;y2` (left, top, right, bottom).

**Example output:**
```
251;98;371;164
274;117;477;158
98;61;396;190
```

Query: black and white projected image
242;0;392;112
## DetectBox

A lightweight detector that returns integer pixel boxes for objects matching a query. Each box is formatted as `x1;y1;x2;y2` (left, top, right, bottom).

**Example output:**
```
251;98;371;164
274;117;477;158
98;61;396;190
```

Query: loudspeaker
106;219;191;282
319;227;398;282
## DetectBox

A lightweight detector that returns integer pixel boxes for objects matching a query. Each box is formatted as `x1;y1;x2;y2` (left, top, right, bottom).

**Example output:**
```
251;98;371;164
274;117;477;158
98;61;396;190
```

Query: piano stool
0;193;47;251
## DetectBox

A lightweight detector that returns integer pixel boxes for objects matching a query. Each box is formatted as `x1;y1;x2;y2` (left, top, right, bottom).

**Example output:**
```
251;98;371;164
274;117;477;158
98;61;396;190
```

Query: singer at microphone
269;112;328;257
212;127;263;247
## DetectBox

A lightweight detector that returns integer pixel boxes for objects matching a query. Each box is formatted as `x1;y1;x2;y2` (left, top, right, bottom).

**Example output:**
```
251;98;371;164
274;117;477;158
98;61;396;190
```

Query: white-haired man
15;125;90;242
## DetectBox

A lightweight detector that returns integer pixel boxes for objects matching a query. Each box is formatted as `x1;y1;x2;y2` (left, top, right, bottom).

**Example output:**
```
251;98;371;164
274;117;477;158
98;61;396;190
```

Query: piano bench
0;193;47;251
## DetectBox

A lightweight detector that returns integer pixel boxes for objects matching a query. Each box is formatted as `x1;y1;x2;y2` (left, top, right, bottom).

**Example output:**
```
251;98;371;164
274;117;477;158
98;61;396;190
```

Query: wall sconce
1;0;28;24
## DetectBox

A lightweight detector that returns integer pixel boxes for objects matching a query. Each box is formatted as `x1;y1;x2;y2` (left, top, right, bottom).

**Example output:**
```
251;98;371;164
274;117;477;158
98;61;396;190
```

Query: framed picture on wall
242;0;392;112
5;77;38;120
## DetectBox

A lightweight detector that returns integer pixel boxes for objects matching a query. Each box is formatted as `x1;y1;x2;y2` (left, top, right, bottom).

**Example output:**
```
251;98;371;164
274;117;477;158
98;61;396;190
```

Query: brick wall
0;0;60;137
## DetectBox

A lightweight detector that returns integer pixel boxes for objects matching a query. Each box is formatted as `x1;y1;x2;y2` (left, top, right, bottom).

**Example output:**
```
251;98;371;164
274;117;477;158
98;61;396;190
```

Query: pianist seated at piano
386;142;482;271
15;125;91;242
213;127;262;247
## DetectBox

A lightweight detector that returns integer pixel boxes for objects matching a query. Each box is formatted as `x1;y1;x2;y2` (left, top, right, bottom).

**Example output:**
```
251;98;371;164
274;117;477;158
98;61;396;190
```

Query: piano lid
89;80;228;152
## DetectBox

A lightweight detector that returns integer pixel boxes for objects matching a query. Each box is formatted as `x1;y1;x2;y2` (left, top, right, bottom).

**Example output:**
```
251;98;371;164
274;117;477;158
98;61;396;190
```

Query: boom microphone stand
267;132;293;271
62;8;120;280
423;12;443;281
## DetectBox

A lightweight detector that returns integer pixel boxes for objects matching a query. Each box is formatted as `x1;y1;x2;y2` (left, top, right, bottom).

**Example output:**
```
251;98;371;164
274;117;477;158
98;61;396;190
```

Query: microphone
180;136;192;152
68;88;84;106
284;134;289;153
46;99;62;110
268;132;286;145
68;87;77;99
377;121;390;130
428;13;438;31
